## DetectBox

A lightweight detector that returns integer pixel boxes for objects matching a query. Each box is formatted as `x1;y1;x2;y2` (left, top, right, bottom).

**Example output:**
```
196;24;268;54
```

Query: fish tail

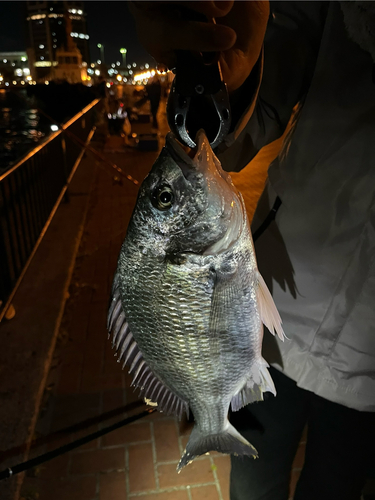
177;422;258;472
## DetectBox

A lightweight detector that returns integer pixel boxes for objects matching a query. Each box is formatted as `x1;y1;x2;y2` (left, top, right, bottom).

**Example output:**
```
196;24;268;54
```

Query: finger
175;1;235;19
131;1;234;19
136;15;236;60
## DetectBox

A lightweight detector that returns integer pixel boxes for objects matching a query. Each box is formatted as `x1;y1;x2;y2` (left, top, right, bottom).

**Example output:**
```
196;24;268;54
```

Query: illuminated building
26;1;90;80
0;52;30;84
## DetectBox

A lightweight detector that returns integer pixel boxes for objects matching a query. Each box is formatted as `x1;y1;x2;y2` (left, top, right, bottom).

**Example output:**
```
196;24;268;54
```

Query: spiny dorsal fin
107;273;189;419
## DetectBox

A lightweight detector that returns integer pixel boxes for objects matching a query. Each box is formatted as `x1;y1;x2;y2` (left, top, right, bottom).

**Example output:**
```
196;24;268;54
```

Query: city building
0;52;31;85
26;1;90;81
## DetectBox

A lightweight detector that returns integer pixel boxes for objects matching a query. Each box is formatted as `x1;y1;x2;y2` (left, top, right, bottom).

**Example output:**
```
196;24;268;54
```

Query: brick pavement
19;107;304;500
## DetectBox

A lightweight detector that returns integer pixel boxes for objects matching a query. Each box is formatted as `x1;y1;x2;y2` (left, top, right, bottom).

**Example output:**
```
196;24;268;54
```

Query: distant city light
97;60;101;64
21;81;25;85
50;124;59;132
21;57;27;62
71;32;88;39
3;59;7;63
106;82;111;88
127;64;131;69
90;63;95;68
95;69;100;76
12;81;17;85
145;64;149;69
5;82;9;86
132;63;136;67
116;75;122;82
45;81;49;85
120;48;127;54
35;61;52;67
39;44;45;49
97;43;102;49
111;63;115;68
116;61;120;66
15;69;23;77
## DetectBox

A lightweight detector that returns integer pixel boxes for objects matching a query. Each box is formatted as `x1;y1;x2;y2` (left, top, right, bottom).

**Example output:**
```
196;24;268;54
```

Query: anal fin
231;359;276;412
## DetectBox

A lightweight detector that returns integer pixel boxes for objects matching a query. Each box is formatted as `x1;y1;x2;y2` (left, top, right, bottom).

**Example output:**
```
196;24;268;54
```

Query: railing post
61;131;70;203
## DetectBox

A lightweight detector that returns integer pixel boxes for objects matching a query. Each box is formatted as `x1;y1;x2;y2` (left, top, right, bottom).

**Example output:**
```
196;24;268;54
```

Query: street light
97;43;105;64
120;48;127;67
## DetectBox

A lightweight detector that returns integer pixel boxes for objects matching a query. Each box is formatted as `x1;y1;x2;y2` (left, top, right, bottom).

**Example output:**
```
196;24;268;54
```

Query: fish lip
165;133;195;178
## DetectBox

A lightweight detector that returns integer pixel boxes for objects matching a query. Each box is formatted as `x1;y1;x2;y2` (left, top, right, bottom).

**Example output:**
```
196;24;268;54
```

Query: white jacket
219;1;375;411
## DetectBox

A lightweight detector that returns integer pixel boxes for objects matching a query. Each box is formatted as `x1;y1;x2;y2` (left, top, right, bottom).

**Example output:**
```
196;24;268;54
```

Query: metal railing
0;98;101;322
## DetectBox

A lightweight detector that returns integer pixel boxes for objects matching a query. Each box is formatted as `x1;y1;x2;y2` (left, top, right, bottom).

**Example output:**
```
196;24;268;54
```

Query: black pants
230;368;375;500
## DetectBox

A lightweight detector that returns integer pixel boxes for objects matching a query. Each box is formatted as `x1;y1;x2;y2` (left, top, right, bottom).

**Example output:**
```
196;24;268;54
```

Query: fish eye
151;185;174;211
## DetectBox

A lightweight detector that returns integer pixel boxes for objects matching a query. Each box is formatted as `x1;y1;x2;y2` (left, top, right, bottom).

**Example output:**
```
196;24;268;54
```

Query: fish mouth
165;130;217;177
166;131;244;254
165;133;195;178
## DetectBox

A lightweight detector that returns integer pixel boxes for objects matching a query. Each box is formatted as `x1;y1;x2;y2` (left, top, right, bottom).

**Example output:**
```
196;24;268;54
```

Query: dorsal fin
108;274;189;419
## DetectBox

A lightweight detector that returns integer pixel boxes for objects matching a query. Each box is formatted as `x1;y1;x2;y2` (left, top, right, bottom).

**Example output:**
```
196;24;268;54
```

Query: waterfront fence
0;98;101;321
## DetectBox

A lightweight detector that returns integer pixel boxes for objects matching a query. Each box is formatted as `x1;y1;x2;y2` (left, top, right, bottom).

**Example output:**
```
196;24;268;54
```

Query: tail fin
177;422;258;472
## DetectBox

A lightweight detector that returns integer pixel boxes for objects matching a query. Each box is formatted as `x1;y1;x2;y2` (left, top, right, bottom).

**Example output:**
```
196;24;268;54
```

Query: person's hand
129;1;269;92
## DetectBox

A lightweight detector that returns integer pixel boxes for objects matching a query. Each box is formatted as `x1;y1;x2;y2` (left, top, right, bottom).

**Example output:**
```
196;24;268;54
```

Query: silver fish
108;130;284;471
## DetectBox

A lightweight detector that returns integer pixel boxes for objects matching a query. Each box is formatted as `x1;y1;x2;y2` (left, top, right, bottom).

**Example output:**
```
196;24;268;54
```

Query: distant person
95;75;109;116
145;74;161;129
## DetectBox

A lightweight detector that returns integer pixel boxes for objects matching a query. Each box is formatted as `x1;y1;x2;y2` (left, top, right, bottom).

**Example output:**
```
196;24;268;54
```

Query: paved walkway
18;105;304;500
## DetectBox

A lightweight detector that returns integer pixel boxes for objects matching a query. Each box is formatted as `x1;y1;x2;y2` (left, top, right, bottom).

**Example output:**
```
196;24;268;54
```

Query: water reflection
0;90;50;173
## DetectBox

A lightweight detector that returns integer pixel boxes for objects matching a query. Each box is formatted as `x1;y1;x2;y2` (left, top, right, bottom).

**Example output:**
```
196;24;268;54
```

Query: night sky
0;1;155;67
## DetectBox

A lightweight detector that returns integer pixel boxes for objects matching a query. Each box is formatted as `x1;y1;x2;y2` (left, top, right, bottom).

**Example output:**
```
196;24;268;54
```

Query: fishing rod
0;405;156;481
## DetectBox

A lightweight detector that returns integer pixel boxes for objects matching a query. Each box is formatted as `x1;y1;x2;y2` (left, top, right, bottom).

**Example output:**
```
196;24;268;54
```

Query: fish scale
108;131;285;471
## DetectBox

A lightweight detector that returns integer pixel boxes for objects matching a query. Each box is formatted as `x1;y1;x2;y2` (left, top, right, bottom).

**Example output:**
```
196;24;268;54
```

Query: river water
0;89;50;174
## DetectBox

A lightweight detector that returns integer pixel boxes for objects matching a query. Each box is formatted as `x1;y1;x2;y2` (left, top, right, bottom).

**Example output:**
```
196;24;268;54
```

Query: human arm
129;1;328;171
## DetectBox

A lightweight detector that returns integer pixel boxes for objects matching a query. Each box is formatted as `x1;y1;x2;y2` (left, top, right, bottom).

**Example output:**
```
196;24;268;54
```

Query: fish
107;130;285;471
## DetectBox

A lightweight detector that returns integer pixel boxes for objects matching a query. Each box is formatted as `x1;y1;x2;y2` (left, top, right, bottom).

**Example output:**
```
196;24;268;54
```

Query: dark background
0;1;155;67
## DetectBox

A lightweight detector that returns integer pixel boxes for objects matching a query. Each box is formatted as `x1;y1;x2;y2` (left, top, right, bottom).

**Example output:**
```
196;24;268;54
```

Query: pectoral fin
256;270;285;341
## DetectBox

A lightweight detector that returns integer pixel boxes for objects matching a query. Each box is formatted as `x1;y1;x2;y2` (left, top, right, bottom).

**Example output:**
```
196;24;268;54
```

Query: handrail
0;98;101;322
0;98;100;183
